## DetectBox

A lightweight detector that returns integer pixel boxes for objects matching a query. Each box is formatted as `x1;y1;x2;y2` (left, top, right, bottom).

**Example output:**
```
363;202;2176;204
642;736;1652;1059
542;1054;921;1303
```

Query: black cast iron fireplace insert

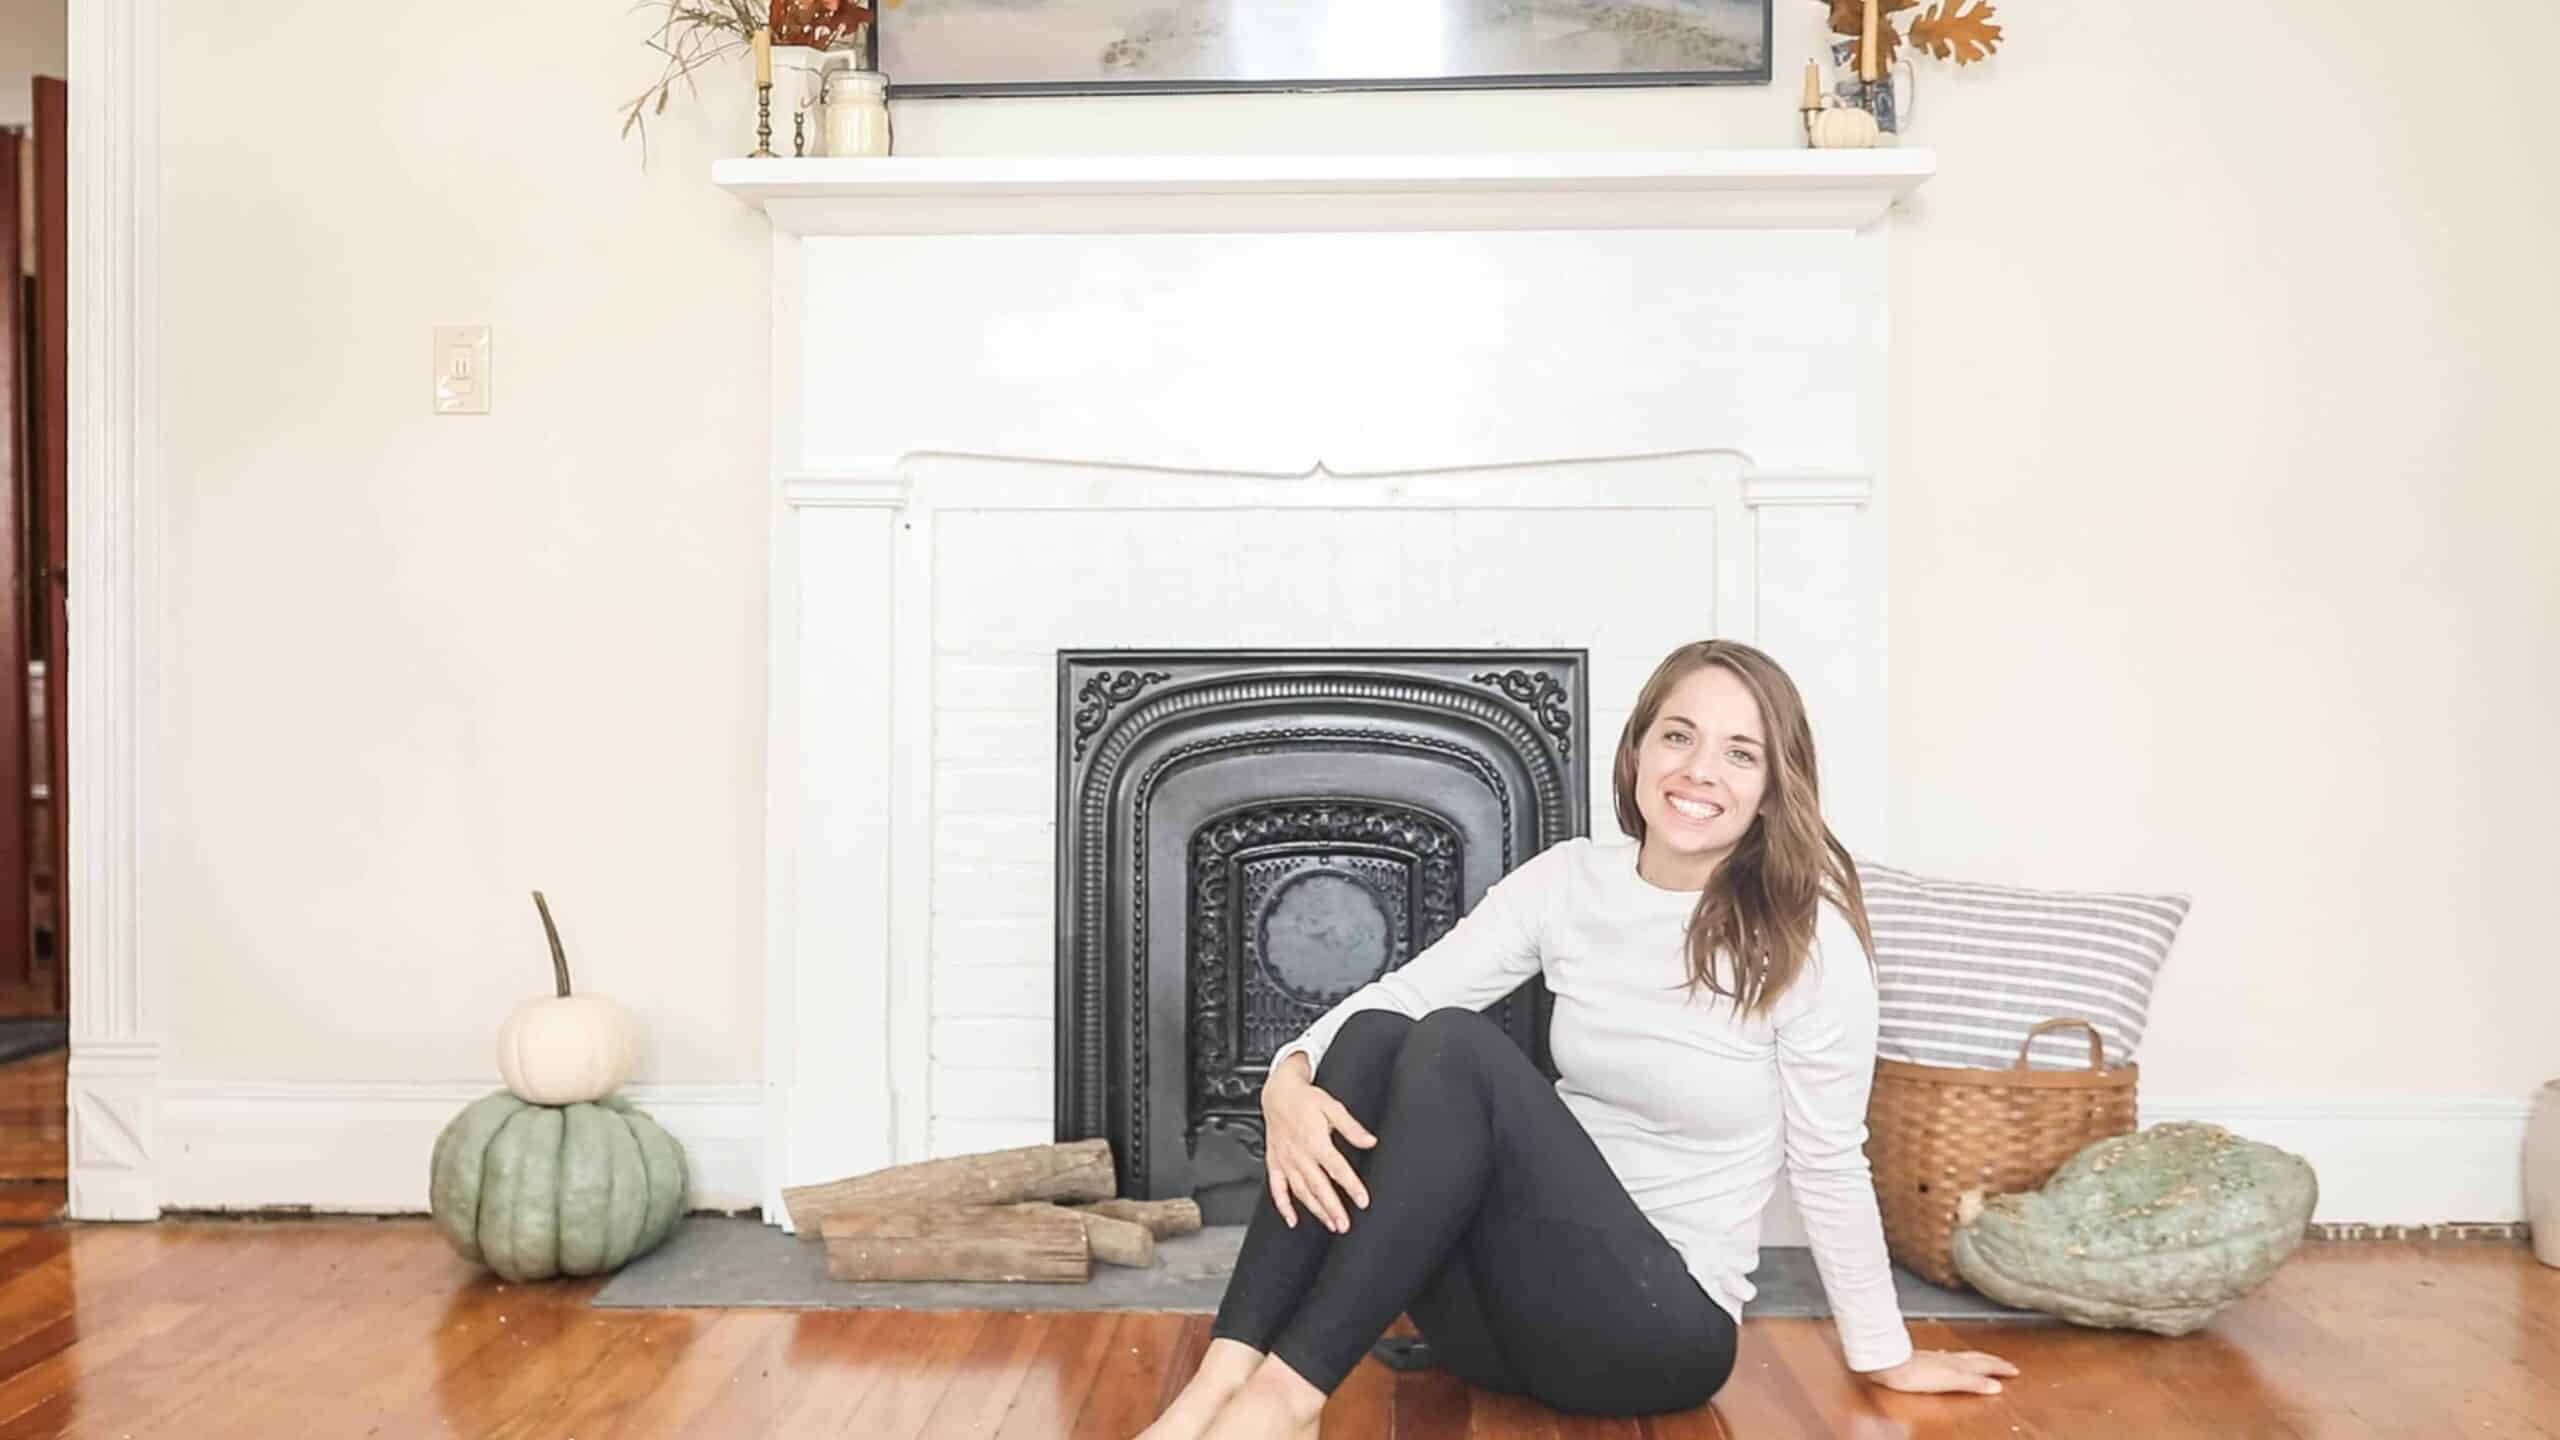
1054;650;1591;1223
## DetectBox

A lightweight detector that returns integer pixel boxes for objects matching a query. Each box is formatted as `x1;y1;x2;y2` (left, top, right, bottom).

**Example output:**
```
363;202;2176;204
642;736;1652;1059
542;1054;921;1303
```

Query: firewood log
821;1205;1090;1283
1074;1197;1204;1239
1006;1202;1157;1268
783;1139;1116;1237
1072;1209;1157;1268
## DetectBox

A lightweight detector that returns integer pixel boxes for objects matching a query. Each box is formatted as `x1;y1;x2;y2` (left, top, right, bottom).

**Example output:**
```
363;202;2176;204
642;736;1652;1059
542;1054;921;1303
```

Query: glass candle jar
820;67;891;158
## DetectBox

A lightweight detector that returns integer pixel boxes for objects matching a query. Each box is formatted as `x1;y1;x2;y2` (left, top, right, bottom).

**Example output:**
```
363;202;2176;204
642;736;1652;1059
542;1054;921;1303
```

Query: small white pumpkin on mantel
1808;104;1883;150
497;891;639;1106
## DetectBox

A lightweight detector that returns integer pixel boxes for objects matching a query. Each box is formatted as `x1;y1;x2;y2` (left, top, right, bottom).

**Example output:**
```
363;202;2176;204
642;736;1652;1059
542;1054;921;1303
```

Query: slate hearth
590;1220;2048;1323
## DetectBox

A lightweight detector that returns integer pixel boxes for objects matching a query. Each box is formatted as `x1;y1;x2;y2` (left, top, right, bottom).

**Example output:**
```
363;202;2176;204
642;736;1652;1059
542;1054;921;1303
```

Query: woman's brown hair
1611;640;1874;1017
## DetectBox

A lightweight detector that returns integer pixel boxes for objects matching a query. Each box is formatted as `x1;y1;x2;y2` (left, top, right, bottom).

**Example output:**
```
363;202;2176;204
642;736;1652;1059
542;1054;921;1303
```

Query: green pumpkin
429;1090;686;1282
1950;1121;2316;1335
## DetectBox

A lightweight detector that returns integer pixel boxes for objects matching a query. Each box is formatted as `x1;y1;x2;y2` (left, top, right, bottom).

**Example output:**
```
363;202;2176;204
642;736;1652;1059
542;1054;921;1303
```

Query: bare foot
1139;1338;1266;1440
1201;1355;1327;1440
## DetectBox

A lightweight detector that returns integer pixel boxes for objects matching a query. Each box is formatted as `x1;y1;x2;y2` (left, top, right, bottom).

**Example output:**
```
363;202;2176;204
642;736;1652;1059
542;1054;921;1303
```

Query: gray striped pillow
1855;861;2189;1071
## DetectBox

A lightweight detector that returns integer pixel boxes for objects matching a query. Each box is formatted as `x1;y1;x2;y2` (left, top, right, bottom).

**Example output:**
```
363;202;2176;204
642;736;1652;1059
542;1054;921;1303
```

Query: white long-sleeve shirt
1271;836;1917;1374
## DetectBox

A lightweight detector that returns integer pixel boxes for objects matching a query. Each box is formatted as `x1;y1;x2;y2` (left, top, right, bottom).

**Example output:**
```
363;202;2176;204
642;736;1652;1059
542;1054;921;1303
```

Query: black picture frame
880;2;1773;100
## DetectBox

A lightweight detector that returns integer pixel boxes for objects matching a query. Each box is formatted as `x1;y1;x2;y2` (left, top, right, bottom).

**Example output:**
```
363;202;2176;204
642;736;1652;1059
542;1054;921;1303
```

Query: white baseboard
69;1038;166;1221
144;1089;2531;1234
1754;1096;2534;1248
2137;1097;2531;1225
158;1082;763;1215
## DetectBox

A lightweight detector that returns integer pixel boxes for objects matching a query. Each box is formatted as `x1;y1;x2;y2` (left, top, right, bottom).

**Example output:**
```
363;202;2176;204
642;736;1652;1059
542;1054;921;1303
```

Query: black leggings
1209;1008;1739;1417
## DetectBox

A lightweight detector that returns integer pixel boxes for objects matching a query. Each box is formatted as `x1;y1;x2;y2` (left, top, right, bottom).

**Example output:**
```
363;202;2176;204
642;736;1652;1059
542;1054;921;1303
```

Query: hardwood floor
0;1215;2546;1438
0;1049;67;1185
0;1046;67;1235
0;1048;2546;1435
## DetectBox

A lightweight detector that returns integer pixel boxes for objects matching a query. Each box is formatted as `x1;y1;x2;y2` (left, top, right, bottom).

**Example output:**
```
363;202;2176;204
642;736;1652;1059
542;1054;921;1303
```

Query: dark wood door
33;77;64;1016
0;128;27;1000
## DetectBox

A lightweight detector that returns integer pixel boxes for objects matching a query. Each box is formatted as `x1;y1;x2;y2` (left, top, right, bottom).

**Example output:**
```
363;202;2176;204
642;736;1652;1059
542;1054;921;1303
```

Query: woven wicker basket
1865;1018;2139;1290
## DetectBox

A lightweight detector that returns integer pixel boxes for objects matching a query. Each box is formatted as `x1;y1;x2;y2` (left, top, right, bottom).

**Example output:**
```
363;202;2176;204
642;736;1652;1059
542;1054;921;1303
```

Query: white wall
149;1;2559;1215
155;5;768;1103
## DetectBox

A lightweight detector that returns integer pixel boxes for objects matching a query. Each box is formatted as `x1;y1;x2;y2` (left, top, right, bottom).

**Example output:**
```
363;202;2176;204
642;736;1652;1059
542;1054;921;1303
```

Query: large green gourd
1950;1121;2316;1335
429;1090;686;1282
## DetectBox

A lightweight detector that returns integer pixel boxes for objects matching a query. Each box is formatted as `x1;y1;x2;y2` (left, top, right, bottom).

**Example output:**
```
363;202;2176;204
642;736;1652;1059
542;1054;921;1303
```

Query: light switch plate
433;325;492;415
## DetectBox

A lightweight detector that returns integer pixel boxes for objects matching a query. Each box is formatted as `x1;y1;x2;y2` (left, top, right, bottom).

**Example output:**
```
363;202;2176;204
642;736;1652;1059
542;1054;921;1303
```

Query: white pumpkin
498;892;640;1106
1809;104;1882;150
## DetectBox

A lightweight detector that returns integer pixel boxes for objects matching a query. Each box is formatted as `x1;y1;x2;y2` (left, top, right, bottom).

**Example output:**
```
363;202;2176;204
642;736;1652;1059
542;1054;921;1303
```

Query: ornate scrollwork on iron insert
1191;1111;1269;1162
1187;802;1465;1165
1071;669;1172;760
1472;669;1575;756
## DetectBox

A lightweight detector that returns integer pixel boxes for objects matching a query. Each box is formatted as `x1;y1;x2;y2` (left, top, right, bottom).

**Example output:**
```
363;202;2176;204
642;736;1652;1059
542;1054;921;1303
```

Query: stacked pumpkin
429;892;686;1282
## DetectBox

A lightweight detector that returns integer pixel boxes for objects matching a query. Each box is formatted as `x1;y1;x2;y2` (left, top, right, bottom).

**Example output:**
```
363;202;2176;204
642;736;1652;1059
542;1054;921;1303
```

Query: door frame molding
64;0;161;1220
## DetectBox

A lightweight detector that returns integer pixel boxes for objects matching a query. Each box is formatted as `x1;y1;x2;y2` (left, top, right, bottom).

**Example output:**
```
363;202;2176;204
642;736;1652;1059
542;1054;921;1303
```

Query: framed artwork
878;1;1773;98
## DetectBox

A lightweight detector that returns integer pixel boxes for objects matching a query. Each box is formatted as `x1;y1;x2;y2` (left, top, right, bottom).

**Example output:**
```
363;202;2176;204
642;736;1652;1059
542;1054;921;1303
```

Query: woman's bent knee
1311;1010;1414;1084
1330;1009;1414;1058
1338;1009;1414;1044
1411;1007;1504;1045
1406;1007;1518;1072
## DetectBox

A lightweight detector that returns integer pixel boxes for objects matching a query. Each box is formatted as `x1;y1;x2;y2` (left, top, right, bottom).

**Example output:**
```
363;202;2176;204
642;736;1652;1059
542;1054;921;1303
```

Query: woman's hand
1863;1349;2019;1395
1261;1053;1377;1234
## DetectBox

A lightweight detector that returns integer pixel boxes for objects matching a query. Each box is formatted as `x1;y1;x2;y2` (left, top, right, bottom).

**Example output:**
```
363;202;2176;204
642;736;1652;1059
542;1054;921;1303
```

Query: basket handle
2013;1018;2106;1071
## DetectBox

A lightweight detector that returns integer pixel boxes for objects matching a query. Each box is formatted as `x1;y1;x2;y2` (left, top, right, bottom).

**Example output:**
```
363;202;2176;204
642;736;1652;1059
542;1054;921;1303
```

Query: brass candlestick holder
753;82;776;158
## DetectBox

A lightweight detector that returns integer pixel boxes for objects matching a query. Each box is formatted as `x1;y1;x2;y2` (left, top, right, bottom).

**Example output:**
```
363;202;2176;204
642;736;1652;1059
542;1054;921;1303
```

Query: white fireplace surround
724;150;1930;1230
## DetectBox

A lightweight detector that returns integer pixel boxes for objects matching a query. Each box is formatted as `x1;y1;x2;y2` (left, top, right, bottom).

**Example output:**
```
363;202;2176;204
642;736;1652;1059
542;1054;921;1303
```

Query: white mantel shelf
713;148;1934;234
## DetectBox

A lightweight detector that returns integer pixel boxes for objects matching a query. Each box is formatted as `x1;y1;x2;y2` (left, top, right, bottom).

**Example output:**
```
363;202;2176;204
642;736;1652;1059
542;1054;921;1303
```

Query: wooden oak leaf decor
1910;0;2005;64
1826;0;1919;35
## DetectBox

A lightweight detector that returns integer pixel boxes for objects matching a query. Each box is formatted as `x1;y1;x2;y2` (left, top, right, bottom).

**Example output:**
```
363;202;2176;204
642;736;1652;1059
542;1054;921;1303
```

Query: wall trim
158;1084;764;1216
140;1086;2525;1227
65;0;163;1221
1754;1096;2538;1246
2136;1096;2534;1225
712;149;1938;237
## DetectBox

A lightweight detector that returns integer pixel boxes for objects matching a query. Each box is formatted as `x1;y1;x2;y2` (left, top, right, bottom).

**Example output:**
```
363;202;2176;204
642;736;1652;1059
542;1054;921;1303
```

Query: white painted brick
1113;528;1234;648
934;710;1054;766
1528;508;1720;644
1329;513;1456;649
932;1119;1052;1158
937;656;1054;711
1208;511;1346;650
934;1017;1051;1065
931;963;1051;1020
935;919;1051;972
932;863;1050;920
1591;708;1634;773
968;509;1351;653
937;763;1054;816
935;513;1077;655
935;1067;1052;1119
936;814;1053;869
945;511;1153;653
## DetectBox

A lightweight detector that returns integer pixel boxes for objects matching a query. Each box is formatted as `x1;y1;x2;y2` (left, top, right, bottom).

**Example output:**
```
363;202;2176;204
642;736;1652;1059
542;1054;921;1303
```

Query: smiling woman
879;0;1773;96
1140;639;2017;1440
1613;639;1871;1018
